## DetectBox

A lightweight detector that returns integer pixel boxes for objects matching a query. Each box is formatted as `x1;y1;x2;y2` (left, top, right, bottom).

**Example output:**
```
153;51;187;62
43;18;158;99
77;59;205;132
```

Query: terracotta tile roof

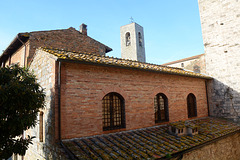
62;117;240;159
40;47;212;79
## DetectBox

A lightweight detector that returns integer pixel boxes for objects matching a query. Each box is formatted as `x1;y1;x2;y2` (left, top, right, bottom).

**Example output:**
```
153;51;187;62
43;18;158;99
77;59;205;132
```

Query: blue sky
0;0;204;64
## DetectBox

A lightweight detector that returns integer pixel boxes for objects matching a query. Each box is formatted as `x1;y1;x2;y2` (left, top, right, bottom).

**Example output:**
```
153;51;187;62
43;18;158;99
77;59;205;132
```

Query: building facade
1;14;240;158
15;44;210;159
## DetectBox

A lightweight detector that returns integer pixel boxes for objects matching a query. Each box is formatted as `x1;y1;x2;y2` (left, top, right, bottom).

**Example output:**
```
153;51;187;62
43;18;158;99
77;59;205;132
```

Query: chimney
80;23;87;35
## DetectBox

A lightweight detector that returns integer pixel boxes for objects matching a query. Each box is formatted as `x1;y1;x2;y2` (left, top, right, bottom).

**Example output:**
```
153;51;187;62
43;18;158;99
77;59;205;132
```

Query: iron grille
154;93;169;123
102;92;125;131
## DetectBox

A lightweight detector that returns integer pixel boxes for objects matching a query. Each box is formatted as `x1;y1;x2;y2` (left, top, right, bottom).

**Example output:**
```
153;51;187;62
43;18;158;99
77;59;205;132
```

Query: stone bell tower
120;22;146;62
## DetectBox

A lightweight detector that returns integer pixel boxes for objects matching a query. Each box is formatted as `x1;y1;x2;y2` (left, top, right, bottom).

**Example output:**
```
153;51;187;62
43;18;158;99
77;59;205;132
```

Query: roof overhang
0;33;29;63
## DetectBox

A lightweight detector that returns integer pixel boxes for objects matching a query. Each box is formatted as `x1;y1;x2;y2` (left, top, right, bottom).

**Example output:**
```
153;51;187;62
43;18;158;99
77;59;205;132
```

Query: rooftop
0;27;112;63
62;117;240;159
40;47;212;79
162;53;204;66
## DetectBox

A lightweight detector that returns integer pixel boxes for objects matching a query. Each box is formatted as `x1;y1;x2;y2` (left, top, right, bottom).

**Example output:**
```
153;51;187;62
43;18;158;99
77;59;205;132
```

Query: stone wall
24;50;67;159
59;61;208;139
198;0;240;120
172;132;240;160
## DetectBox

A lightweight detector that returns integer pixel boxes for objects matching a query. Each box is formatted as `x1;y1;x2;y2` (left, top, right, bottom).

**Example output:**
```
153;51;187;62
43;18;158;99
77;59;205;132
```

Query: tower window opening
126;32;131;46
138;32;143;47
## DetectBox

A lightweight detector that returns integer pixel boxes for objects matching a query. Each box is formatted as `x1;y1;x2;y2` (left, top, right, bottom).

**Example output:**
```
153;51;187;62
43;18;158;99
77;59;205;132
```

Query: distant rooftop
162;53;204;66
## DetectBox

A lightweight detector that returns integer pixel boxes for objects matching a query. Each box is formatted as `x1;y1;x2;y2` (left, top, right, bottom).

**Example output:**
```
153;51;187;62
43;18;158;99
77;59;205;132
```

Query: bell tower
120;22;146;62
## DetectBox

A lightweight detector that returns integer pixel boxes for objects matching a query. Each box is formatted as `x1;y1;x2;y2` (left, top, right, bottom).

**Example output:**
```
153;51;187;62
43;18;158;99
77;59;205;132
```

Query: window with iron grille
187;93;197;118
154;93;169;123
102;92;125;131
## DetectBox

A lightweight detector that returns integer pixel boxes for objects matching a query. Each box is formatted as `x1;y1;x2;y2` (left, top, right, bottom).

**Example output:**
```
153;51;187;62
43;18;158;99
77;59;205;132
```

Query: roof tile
39;47;212;79
62;117;240;159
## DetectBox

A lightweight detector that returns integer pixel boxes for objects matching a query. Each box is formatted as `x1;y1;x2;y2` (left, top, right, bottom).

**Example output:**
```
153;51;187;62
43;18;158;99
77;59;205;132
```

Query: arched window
138;32;143;47
102;92;125;131
126;32;131;46
187;93;197;118
154;93;169;123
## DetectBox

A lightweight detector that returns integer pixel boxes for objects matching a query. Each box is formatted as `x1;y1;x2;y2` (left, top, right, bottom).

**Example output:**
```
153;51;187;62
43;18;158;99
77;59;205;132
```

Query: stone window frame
154;93;169;123
102;92;126;131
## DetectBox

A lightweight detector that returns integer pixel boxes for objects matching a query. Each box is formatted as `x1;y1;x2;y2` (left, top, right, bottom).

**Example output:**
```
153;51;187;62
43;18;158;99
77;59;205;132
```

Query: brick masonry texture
59;61;208;139
199;0;240;120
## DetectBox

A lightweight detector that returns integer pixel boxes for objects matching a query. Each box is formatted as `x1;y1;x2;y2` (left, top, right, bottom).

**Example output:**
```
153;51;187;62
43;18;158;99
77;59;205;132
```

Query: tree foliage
0;64;45;159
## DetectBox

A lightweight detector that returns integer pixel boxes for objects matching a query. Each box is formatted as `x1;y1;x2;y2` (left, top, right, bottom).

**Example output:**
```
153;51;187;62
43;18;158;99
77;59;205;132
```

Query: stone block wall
198;0;240;120
59;62;208;139
24;50;67;159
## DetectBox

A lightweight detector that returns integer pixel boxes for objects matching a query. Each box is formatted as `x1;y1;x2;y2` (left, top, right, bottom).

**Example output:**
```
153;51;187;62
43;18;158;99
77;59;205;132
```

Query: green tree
0;64;45;159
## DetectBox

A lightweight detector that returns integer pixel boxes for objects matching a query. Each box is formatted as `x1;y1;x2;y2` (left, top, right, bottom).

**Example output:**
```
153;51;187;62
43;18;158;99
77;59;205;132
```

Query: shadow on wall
207;79;240;122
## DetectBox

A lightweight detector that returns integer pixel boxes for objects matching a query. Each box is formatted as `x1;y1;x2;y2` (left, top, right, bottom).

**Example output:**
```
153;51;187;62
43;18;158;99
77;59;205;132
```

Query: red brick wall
59;62;208;139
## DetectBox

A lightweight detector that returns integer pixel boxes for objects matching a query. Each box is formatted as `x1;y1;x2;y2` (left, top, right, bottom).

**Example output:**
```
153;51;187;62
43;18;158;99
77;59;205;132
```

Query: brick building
27;46;212;159
0;23;112;67
1;21;240;159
